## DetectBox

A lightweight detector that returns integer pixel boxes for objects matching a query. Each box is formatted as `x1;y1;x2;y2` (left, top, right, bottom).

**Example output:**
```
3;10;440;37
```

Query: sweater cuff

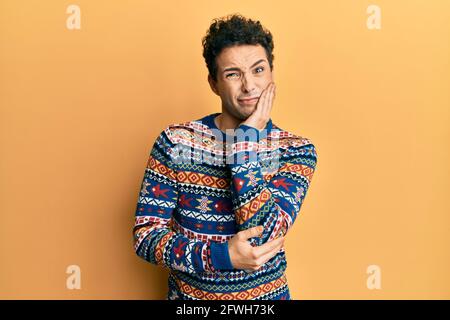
209;241;234;270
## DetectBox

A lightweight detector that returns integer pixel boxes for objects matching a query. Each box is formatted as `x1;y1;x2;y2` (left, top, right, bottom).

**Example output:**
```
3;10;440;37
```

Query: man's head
202;14;275;120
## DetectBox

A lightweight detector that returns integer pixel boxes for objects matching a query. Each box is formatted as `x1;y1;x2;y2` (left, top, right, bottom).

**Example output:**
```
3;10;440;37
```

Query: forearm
227;124;317;245
134;215;234;273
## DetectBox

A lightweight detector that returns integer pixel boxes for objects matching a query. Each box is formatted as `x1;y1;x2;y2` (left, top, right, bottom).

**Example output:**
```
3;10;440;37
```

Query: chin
226;104;255;120
242;107;256;117
236;110;252;120
239;104;256;114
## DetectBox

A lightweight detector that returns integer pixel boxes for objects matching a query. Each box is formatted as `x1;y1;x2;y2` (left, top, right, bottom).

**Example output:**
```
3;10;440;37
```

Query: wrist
209;241;235;271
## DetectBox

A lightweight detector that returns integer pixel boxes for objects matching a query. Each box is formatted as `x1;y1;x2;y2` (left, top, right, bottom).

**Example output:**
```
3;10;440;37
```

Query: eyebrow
222;59;267;74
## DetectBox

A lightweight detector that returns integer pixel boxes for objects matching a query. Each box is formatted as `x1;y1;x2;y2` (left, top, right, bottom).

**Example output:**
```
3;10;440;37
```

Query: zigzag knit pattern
133;112;318;300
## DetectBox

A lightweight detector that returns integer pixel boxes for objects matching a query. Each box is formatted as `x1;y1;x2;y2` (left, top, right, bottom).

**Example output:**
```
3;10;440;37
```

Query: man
133;14;318;300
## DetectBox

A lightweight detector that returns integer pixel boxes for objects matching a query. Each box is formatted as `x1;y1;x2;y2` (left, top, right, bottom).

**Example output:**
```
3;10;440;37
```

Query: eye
226;73;239;78
255;66;264;73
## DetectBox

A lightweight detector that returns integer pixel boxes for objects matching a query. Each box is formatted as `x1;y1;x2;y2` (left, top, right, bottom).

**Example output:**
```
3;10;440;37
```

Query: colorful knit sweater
133;112;318;300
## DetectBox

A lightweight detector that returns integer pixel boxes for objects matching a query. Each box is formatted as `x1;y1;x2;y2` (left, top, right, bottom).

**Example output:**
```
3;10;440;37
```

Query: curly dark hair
202;13;275;82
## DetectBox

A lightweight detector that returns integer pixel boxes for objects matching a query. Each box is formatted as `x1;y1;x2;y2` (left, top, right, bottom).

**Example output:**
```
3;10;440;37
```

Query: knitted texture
133;112;318;300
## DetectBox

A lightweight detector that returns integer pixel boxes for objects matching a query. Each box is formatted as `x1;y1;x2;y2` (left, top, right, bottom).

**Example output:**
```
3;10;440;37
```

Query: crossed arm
133;127;317;273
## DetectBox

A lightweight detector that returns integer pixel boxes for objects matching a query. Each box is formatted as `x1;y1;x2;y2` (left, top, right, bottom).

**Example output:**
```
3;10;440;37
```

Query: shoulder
158;118;208;146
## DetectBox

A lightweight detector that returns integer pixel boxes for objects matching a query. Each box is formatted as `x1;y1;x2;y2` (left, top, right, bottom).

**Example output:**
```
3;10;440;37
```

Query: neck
214;110;241;133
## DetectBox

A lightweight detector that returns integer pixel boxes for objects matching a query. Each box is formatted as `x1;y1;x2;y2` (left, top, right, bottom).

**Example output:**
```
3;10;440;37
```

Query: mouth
237;97;259;105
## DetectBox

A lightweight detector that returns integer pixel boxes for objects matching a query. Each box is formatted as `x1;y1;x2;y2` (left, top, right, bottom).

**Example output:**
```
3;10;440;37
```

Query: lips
238;97;259;105
238;97;259;101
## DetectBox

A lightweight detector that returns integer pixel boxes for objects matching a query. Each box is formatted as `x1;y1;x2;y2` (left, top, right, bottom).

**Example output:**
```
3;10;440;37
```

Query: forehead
216;44;267;69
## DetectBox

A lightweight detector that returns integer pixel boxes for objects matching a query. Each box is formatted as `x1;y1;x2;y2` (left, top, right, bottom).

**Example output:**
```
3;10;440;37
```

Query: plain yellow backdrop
1;0;449;299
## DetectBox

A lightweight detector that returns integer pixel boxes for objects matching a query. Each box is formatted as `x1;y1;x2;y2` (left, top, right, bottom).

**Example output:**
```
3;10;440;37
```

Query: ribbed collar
200;112;273;140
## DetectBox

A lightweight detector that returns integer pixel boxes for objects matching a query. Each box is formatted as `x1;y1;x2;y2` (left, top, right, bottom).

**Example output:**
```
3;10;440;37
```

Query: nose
241;73;256;94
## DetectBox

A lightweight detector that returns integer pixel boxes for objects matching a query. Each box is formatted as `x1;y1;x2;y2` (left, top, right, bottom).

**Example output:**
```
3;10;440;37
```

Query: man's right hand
228;226;285;272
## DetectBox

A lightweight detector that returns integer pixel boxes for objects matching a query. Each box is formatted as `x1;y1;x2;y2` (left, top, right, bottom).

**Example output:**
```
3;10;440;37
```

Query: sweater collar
201;112;273;139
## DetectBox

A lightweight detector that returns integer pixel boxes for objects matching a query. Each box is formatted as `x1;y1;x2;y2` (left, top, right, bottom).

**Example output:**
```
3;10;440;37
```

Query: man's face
208;44;274;120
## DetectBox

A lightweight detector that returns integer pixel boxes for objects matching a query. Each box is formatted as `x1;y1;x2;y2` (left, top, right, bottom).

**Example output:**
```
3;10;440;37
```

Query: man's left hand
240;81;276;130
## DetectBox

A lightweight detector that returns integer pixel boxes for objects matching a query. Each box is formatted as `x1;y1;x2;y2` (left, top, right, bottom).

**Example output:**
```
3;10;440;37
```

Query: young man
133;14;318;300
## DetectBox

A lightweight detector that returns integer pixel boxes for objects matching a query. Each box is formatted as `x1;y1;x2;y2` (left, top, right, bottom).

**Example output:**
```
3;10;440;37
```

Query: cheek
263;76;273;85
262;74;273;85
224;86;238;101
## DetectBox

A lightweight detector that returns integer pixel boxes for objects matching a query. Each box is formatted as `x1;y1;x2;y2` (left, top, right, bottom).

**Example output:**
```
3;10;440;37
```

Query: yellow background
1;0;449;299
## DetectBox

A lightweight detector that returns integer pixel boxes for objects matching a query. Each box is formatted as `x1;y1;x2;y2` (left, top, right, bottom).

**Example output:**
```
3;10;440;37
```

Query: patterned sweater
133;112;318;300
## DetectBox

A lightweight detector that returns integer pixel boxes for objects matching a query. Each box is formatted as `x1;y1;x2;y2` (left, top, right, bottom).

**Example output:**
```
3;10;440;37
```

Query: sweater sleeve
133;129;235;273
226;124;318;246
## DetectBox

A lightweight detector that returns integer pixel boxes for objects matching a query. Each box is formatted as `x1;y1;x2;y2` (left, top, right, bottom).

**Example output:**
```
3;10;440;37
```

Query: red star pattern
233;177;245;192
173;239;188;259
179;194;193;207
214;199;231;213
151;184;169;198
272;178;294;191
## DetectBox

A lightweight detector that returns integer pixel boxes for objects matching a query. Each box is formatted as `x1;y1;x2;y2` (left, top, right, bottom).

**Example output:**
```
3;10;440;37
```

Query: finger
254;91;266;116
269;84;275;112
257;82;272;109
260;83;274;120
264;83;275;117
253;235;284;256
260;83;272;112
239;226;264;241
271;83;276;104
257;237;284;265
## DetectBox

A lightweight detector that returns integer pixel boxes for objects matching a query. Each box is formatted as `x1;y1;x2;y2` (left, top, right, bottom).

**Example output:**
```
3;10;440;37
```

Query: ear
208;74;219;96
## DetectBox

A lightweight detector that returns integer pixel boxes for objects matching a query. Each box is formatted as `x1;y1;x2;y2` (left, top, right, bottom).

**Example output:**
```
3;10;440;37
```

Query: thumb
240;226;264;240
